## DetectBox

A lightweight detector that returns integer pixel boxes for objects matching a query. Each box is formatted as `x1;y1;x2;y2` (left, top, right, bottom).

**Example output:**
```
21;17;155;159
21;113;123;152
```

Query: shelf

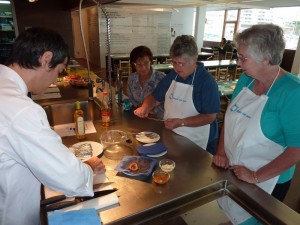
0;29;14;32
0;16;12;18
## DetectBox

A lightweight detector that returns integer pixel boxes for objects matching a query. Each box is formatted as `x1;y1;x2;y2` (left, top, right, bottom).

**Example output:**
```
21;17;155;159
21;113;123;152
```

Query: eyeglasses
236;53;248;63
134;61;151;68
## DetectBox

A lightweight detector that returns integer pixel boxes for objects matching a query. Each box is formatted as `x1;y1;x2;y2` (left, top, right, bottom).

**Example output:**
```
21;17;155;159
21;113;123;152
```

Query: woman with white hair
213;23;300;225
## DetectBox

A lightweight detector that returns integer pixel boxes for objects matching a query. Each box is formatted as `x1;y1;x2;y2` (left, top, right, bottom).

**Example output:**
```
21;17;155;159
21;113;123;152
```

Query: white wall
194;6;207;50
170;7;195;44
291;37;300;74
170;7;206;51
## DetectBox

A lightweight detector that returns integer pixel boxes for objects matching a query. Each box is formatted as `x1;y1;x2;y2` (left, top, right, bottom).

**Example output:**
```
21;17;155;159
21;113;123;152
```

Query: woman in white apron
213;24;300;225
134;35;220;154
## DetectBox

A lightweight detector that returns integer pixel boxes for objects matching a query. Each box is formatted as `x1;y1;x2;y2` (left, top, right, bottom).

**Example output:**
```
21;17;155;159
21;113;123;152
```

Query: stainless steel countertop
37;82;300;225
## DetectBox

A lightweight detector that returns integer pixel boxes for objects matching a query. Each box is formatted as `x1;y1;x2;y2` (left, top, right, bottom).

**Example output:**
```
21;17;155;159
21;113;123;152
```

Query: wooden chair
207;68;218;80
212;50;220;60
165;57;172;64
118;59;131;78
232;65;243;80
152;58;158;65
217;67;230;81
224;51;233;60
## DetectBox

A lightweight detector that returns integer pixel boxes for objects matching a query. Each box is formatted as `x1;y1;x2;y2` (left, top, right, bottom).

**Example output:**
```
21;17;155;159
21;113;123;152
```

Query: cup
123;98;131;111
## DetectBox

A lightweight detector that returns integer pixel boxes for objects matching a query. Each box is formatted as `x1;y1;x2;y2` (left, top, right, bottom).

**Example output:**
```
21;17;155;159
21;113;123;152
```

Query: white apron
218;73;284;224
164;73;210;149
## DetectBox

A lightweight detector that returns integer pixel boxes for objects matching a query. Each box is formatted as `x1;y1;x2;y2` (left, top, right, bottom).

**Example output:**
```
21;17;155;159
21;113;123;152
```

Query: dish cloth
48;208;101;225
136;143;167;156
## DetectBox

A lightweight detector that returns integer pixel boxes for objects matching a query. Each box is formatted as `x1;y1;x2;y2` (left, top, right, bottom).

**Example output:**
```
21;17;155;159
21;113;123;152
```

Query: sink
43;100;101;126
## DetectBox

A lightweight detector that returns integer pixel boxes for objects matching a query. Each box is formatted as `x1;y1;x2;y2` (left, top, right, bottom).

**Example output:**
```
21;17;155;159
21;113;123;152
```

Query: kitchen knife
40;195;66;207
41;182;114;207
45;188;118;212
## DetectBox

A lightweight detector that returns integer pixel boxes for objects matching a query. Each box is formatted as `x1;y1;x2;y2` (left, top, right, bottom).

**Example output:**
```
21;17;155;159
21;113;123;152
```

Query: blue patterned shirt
127;69;165;119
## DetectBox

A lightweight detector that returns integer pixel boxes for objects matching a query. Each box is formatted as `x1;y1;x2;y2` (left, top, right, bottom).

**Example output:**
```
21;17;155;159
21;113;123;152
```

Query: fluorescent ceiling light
0;1;11;4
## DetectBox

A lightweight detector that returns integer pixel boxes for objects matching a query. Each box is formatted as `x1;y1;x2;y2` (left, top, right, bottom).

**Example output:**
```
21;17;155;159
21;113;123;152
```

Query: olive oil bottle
74;101;86;139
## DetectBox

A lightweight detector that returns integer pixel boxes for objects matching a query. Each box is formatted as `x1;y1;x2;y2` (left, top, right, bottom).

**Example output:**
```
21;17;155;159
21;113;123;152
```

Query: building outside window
204;7;300;50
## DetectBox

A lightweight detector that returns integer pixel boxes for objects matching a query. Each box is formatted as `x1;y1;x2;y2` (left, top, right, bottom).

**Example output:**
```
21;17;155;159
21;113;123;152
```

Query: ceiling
101;0;300;11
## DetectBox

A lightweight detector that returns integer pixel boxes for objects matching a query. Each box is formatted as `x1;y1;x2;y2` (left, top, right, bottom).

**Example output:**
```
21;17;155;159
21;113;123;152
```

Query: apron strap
174;69;196;86
266;66;280;96
247;66;280;96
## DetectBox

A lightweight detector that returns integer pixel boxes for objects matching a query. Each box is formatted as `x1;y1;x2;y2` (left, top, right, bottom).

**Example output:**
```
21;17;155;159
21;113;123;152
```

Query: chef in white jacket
0;28;105;225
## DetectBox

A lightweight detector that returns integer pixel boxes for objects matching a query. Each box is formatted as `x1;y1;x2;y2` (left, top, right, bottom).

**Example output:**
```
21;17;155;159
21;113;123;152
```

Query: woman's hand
84;156;106;174
212;153;229;169
164;118;182;130
134;106;149;118
230;165;256;184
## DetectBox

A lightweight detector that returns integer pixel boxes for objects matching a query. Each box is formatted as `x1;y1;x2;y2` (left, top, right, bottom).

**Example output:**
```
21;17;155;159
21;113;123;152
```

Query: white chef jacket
0;65;94;225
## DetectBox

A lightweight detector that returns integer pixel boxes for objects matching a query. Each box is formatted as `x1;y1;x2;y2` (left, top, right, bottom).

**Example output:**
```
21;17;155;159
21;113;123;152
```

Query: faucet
115;69;123;105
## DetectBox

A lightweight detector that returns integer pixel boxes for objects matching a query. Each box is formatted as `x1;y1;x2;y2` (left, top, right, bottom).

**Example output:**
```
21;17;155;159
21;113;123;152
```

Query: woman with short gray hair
213;23;300;225
134;35;220;154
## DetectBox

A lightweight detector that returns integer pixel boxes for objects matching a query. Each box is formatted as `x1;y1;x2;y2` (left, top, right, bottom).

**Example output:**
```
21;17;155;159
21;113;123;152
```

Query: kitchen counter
37;79;300;225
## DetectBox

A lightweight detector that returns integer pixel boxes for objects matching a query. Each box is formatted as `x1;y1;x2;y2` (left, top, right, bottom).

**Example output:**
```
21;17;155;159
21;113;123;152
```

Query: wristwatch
181;119;185;127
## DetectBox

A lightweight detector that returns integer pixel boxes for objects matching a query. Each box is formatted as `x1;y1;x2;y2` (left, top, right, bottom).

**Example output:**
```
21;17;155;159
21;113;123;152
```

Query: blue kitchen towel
48;208;101;225
136;143;167;156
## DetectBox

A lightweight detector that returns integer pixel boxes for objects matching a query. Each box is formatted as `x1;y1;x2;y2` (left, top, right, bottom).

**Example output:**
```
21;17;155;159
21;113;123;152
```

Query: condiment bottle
74;101;86;139
101;91;111;127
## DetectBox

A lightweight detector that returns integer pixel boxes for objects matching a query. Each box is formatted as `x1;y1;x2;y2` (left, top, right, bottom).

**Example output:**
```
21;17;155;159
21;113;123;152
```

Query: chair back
119;59;131;78
212;50;219;60
224;51;233;60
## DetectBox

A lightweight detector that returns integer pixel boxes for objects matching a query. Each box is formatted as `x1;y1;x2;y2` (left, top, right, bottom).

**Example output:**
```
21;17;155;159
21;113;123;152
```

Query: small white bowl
159;159;175;172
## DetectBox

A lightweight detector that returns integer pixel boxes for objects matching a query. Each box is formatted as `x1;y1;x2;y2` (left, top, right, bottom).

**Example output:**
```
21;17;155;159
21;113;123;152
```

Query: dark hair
169;35;198;59
130;45;153;71
6;27;69;69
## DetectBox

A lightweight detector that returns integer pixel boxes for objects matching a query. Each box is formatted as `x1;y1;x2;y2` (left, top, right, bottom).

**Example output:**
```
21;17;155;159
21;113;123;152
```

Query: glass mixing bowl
100;130;133;160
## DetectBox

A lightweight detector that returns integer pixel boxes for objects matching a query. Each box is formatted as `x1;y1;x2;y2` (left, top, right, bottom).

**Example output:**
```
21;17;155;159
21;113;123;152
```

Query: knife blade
40;195;66;207
45;188;118;212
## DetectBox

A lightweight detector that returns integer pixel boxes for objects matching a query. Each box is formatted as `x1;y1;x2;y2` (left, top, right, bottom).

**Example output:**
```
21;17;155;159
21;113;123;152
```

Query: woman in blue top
127;46;165;119
134;35;220;154
213;24;300;225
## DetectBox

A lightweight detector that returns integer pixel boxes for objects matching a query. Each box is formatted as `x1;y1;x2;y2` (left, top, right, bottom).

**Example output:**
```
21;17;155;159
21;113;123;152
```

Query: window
238;7;300;50
204;10;225;42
